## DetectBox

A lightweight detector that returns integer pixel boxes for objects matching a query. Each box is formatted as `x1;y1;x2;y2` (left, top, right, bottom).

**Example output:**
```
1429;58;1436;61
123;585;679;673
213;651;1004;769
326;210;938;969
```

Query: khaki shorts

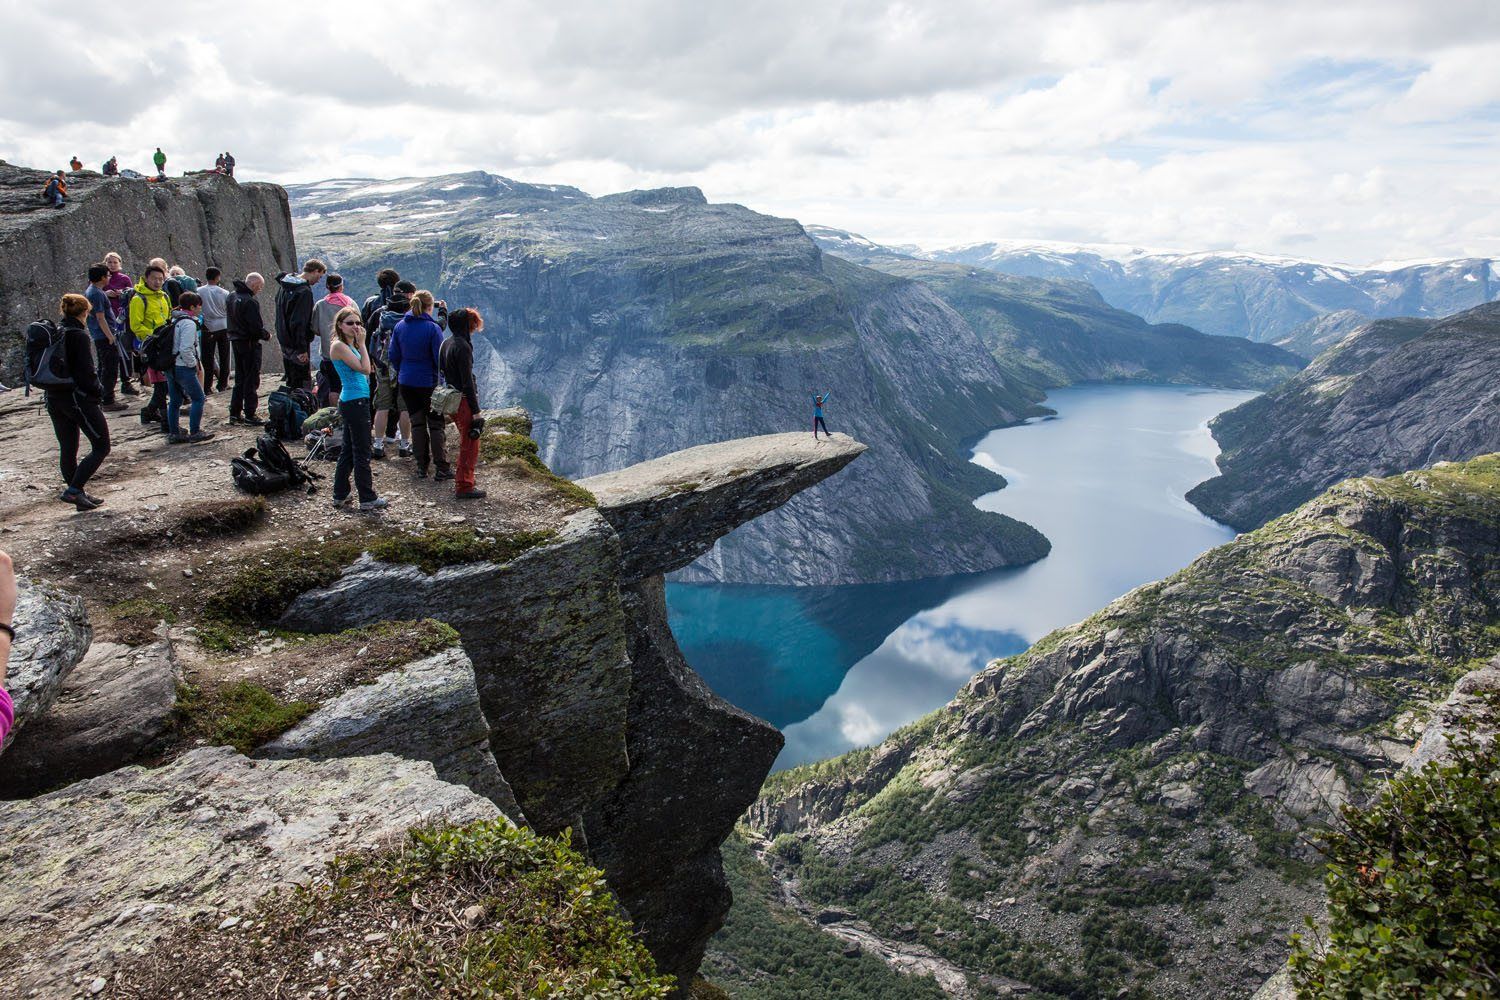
372;372;406;412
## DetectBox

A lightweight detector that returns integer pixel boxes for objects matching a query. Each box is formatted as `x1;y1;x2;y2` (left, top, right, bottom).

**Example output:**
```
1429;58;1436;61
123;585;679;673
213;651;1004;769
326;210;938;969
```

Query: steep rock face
810;229;1305;390
922;239;1499;343
1188;303;1500;530
0;748;498;996
290;173;1046;585
274;433;865;987
1;577;91;753
733;457;1500;999
1272;307;1370;361
0;162;296;382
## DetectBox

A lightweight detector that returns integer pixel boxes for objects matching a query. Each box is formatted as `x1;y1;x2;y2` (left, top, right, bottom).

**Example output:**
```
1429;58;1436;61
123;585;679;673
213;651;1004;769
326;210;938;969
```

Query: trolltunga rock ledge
579;431;866;583
0;747;498;996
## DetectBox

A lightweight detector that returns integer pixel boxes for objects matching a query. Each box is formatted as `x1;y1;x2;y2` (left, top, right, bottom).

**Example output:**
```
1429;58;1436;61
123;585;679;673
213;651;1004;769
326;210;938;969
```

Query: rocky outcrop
256;647;522;819
0;161;297;383
811;231;1306;391
290;172;1048;585
729;456;1500;999
0;639;177;796
581;431;867;581
0;748;498;997
1273;308;1370;361
1188;304;1500;529
1;577;91;753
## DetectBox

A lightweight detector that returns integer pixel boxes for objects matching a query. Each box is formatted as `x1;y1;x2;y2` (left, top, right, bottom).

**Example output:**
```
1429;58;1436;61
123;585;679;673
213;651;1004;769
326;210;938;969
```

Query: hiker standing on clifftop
274;260;325;392
328;306;387;513
197;268;232;394
84;264;125;410
226;272;270;426
390;290;451;481
153;147;167;179
312;274;355;407
39;295;112;510
811;389;833;440
442;308;487;501
101;253;138;396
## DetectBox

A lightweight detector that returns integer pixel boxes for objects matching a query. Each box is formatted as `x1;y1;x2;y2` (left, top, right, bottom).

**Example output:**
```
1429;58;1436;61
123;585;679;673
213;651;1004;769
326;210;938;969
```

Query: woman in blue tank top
328;306;387;512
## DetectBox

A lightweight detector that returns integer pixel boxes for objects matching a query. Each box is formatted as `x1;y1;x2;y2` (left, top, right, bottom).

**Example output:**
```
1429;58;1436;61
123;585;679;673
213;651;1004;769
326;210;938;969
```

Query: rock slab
2;577;91;754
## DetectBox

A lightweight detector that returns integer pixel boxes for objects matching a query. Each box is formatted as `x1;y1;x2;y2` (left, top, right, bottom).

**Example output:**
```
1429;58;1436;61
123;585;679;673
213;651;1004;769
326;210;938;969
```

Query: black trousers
94;338;118;404
399;384;450;474
282;357;311;392
231;338;263;418
334;397;377;503
46;392;111;491
201;329;231;391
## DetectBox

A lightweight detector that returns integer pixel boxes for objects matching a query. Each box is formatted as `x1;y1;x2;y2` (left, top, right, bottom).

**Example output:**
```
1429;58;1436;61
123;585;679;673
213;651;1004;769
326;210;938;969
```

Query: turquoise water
666;384;1257;769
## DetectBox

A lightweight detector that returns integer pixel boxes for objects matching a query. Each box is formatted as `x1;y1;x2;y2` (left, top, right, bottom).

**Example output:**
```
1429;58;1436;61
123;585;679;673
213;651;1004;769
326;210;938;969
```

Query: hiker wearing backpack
328;306;388;512
165;265;198;308
38;295;111;510
361;268;400;332
84;264;126;410
442;308;487;501
102;252;139;396
130;265;173;432
389;290;451;481
275;261;325;392
164;292;213;444
227;273;270;426
370;284;413;460
197;267;232;393
153;147;167;179
42;171;66;208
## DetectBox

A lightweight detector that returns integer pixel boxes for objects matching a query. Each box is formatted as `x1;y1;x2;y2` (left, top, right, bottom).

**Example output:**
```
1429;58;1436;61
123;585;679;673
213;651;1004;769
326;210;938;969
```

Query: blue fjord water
665;384;1257;770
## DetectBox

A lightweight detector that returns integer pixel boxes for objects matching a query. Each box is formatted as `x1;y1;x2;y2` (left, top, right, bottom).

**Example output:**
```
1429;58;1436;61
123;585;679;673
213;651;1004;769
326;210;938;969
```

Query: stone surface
0;747;498;997
1188;303;1500;529
584;576;784;983
290;172;1049;585
0;639;178;796
257;647;522;820
0;161;297;384
580;432;867;582
279;509;631;838
1405;656;1500;772
735;456;1500;999
2;577;91;754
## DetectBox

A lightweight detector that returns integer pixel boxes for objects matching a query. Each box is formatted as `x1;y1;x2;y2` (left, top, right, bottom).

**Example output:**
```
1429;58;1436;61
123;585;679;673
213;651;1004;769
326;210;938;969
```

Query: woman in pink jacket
0;550;16;746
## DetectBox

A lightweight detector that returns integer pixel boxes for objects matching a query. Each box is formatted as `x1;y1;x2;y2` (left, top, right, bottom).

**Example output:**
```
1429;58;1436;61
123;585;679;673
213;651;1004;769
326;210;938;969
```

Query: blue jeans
168;365;205;435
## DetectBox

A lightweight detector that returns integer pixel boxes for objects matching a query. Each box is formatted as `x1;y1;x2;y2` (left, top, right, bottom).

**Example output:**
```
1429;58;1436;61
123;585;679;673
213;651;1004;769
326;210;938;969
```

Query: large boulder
257;647;522;820
0;639;178;797
2;577;91;754
0;747;497;996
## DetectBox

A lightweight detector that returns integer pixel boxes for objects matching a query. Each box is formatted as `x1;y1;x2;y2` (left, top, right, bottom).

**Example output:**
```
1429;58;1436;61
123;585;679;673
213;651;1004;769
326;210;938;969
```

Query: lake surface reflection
666;384;1256;769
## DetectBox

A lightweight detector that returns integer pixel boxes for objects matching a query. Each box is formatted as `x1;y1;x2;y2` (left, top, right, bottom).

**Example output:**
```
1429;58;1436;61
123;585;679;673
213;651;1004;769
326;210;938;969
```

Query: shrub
170;681;314;753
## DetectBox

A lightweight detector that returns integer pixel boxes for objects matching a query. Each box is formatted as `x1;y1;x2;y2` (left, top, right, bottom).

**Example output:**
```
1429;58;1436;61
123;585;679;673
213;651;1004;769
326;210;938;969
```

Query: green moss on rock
480;430;599;508
170;681;315;754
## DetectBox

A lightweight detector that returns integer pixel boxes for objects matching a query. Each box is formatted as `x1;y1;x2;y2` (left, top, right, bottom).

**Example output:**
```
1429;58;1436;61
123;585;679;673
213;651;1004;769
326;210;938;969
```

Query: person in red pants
441;308;486;500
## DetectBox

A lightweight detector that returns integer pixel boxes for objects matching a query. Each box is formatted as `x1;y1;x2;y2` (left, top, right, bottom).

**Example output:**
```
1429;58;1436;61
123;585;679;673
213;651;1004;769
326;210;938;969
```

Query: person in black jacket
441;307;486;500
227;273;270;425
274;259;325;391
45;294;111;510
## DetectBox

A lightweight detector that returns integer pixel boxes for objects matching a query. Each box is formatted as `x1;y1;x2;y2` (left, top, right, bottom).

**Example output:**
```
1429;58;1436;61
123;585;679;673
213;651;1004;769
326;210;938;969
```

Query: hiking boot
416;468;429;479
372;444;386;459
167;433;189;444
82;491;106;507
242;415;265;427
398;445;413;459
331;495;351;508
104;400;128;411
60;489;101;511
359;497;389;512
187;430;215;443
228;415;243;424
434;469;455;483
455;488;487;501
120;385;141;396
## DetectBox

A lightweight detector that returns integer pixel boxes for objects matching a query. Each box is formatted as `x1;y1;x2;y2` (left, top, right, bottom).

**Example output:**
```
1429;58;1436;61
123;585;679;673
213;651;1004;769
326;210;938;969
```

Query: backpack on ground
256;432;318;486
25;320;72;393
231;449;294;495
141;319;178;373
266;386;309;441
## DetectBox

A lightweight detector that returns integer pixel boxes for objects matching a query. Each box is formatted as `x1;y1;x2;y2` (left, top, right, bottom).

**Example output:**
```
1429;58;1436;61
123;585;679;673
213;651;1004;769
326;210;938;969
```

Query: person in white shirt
196;267;233;393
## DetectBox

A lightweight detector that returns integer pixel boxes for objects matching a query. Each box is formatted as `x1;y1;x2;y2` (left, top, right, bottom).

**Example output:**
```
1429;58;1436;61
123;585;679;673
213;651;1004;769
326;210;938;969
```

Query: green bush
170;681;314;753
1289;725;1500;997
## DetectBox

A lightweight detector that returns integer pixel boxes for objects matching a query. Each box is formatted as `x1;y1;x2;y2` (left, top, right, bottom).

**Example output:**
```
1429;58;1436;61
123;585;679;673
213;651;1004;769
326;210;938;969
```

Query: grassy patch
170;681;315;753
170;497;269;538
480;431;598;508
111;819;674;999
102;598;179;646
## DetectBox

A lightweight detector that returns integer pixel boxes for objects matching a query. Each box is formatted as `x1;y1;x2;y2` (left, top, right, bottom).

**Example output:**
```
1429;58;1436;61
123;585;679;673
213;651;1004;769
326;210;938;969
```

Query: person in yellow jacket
128;264;173;430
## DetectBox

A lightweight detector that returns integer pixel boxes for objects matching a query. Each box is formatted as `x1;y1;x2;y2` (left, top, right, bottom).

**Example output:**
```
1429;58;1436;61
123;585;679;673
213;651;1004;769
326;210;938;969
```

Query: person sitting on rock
69;156;82;172
442;308;487;500
102;156;119;177
215;153;226;174
0;549;15;746
811;389;833;440
41;294;112;510
166;292;214;444
42;171;67;208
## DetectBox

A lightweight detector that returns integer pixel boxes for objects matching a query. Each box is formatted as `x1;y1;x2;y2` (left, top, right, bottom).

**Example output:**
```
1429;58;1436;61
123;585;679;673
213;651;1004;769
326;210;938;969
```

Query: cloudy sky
4;0;1499;264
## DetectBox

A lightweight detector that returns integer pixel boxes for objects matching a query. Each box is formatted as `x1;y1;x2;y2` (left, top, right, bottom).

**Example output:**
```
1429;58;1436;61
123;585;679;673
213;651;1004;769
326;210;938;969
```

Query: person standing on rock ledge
42;295;112;510
153;147;167;179
442;307;487;501
328;306;387;512
811;389;833;440
227;272;270;426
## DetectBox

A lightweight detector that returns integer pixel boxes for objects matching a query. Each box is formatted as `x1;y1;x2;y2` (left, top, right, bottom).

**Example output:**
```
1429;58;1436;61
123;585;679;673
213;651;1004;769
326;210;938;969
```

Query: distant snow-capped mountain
809;226;1500;346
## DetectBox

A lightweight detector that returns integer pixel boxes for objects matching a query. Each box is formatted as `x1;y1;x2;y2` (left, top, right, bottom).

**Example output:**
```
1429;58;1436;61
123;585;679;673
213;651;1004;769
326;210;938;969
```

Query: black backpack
266;386;310;441
25;320;72;393
255;432;317;487
142;319;178;372
231;450;294;495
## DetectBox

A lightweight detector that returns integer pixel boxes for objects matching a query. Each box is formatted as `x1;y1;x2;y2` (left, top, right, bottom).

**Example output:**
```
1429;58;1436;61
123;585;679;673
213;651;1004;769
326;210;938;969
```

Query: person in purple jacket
0;549;16;747
388;290;451;480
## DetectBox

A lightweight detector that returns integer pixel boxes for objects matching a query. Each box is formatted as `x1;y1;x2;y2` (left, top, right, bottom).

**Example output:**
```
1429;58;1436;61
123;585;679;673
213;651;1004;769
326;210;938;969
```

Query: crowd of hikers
41;150;236;208
24;255;490;512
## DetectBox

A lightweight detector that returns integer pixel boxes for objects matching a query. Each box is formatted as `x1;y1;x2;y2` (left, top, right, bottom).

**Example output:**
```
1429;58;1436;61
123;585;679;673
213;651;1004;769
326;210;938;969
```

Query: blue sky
3;0;1498;265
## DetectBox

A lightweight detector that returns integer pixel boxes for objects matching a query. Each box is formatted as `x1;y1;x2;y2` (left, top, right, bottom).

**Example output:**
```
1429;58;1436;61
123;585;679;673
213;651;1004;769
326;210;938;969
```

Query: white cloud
2;0;1499;263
